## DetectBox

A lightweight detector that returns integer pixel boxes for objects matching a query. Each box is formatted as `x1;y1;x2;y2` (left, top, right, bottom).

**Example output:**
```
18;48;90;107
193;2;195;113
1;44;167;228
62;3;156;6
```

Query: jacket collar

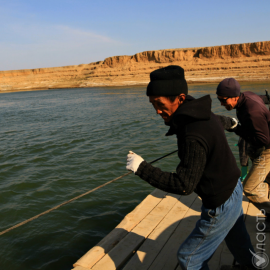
166;95;212;136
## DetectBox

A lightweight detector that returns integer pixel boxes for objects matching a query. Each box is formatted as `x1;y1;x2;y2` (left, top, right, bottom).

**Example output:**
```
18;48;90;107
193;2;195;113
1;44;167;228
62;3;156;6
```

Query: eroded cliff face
1;41;270;92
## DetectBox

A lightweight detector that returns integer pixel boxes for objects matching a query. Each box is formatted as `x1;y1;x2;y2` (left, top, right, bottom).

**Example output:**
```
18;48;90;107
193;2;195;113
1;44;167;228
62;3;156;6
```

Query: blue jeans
177;179;254;269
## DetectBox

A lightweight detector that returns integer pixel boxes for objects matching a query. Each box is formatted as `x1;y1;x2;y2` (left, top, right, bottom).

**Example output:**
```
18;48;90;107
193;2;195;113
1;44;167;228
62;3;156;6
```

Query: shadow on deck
72;189;270;270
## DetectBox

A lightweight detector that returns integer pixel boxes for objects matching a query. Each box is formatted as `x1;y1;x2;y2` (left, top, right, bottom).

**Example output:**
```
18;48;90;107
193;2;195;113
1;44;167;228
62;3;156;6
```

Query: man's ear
178;94;186;105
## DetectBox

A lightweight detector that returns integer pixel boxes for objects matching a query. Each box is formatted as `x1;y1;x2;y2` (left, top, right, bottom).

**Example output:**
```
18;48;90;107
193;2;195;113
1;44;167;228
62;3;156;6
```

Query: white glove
126;151;144;173
230;118;238;129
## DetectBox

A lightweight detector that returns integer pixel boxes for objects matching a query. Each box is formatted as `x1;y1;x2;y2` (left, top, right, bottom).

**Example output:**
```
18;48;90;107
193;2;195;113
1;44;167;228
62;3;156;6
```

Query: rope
0;149;178;236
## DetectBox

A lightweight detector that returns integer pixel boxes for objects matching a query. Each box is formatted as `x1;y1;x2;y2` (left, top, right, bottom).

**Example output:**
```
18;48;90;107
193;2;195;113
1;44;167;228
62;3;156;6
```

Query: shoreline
1;78;270;94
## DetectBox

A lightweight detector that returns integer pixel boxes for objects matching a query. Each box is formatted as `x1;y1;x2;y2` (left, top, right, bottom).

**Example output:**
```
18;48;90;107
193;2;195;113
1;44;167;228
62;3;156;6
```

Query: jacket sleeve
135;139;207;195
233;110;270;147
215;114;236;130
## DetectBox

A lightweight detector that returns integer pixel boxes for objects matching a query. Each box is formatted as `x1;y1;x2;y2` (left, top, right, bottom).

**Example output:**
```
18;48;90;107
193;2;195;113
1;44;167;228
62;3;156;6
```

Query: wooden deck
72;189;270;270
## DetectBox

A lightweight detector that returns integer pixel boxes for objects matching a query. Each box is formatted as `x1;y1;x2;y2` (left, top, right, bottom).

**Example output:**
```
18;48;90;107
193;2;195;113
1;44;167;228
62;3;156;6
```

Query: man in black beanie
126;66;254;269
217;77;270;232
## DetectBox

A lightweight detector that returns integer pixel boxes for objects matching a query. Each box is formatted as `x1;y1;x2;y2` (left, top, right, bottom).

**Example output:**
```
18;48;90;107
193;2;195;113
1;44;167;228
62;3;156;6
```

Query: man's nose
156;109;162;114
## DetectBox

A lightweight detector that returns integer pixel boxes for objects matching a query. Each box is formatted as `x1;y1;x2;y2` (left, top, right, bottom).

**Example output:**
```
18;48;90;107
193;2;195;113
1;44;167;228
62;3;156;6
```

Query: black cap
216;78;241;97
146;65;188;96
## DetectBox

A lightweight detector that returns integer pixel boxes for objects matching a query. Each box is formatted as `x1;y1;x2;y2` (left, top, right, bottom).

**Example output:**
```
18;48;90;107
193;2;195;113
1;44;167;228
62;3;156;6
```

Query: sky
0;0;269;71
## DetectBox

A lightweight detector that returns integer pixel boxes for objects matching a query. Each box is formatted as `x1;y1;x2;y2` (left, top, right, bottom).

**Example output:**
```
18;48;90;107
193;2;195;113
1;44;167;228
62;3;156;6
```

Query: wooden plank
74;189;167;269
245;200;262;252
242;195;250;219
72;267;90;270
264;230;270;270
90;193;181;270
245;201;270;269
147;196;202;270
122;193;197;270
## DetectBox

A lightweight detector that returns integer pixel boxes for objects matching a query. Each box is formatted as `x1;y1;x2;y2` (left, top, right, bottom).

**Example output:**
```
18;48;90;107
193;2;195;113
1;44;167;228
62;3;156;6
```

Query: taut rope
0;150;178;236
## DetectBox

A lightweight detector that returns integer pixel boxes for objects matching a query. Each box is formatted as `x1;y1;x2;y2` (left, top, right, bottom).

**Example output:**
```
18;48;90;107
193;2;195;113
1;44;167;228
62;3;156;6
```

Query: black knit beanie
146;65;188;96
216;78;241;97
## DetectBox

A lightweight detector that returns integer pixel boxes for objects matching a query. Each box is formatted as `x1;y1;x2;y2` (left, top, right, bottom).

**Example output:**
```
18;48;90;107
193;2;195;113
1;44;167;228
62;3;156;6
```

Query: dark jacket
233;91;270;148
136;95;240;209
217;93;270;164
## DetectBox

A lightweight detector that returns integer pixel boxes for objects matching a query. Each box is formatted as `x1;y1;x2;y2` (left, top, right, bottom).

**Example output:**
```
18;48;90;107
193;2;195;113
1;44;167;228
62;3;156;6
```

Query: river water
1;82;270;270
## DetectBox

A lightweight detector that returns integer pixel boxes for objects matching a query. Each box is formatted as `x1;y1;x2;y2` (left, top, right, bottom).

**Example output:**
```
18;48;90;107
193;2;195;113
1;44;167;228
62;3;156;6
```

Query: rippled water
0;82;270;270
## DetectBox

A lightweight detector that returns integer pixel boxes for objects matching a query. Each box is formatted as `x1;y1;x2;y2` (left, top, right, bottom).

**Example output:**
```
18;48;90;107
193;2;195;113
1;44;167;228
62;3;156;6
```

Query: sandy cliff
1;41;270;92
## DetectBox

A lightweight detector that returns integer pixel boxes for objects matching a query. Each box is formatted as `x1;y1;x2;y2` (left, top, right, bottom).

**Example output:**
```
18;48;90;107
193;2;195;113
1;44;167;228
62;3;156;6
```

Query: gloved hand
126;151;144;173
230;118;238;129
226;118;239;132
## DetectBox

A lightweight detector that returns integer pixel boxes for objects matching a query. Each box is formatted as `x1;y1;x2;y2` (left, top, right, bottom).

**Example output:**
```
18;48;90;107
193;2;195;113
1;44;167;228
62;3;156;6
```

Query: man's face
149;95;185;122
217;96;239;111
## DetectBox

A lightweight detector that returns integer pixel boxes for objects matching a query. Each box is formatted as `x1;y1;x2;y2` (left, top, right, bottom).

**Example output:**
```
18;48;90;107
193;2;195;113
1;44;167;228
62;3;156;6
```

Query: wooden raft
72;189;270;270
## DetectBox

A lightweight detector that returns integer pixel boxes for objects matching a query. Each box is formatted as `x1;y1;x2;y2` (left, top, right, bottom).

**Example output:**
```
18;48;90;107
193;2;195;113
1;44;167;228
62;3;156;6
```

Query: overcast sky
1;0;269;71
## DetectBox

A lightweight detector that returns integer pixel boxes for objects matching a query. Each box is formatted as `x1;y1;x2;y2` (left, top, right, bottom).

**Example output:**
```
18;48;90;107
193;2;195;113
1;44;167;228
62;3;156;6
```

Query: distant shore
1;79;270;94
1;40;270;93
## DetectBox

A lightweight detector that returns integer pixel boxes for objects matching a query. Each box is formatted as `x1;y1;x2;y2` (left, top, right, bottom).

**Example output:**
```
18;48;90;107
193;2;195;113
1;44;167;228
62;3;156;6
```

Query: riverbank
0;41;270;93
